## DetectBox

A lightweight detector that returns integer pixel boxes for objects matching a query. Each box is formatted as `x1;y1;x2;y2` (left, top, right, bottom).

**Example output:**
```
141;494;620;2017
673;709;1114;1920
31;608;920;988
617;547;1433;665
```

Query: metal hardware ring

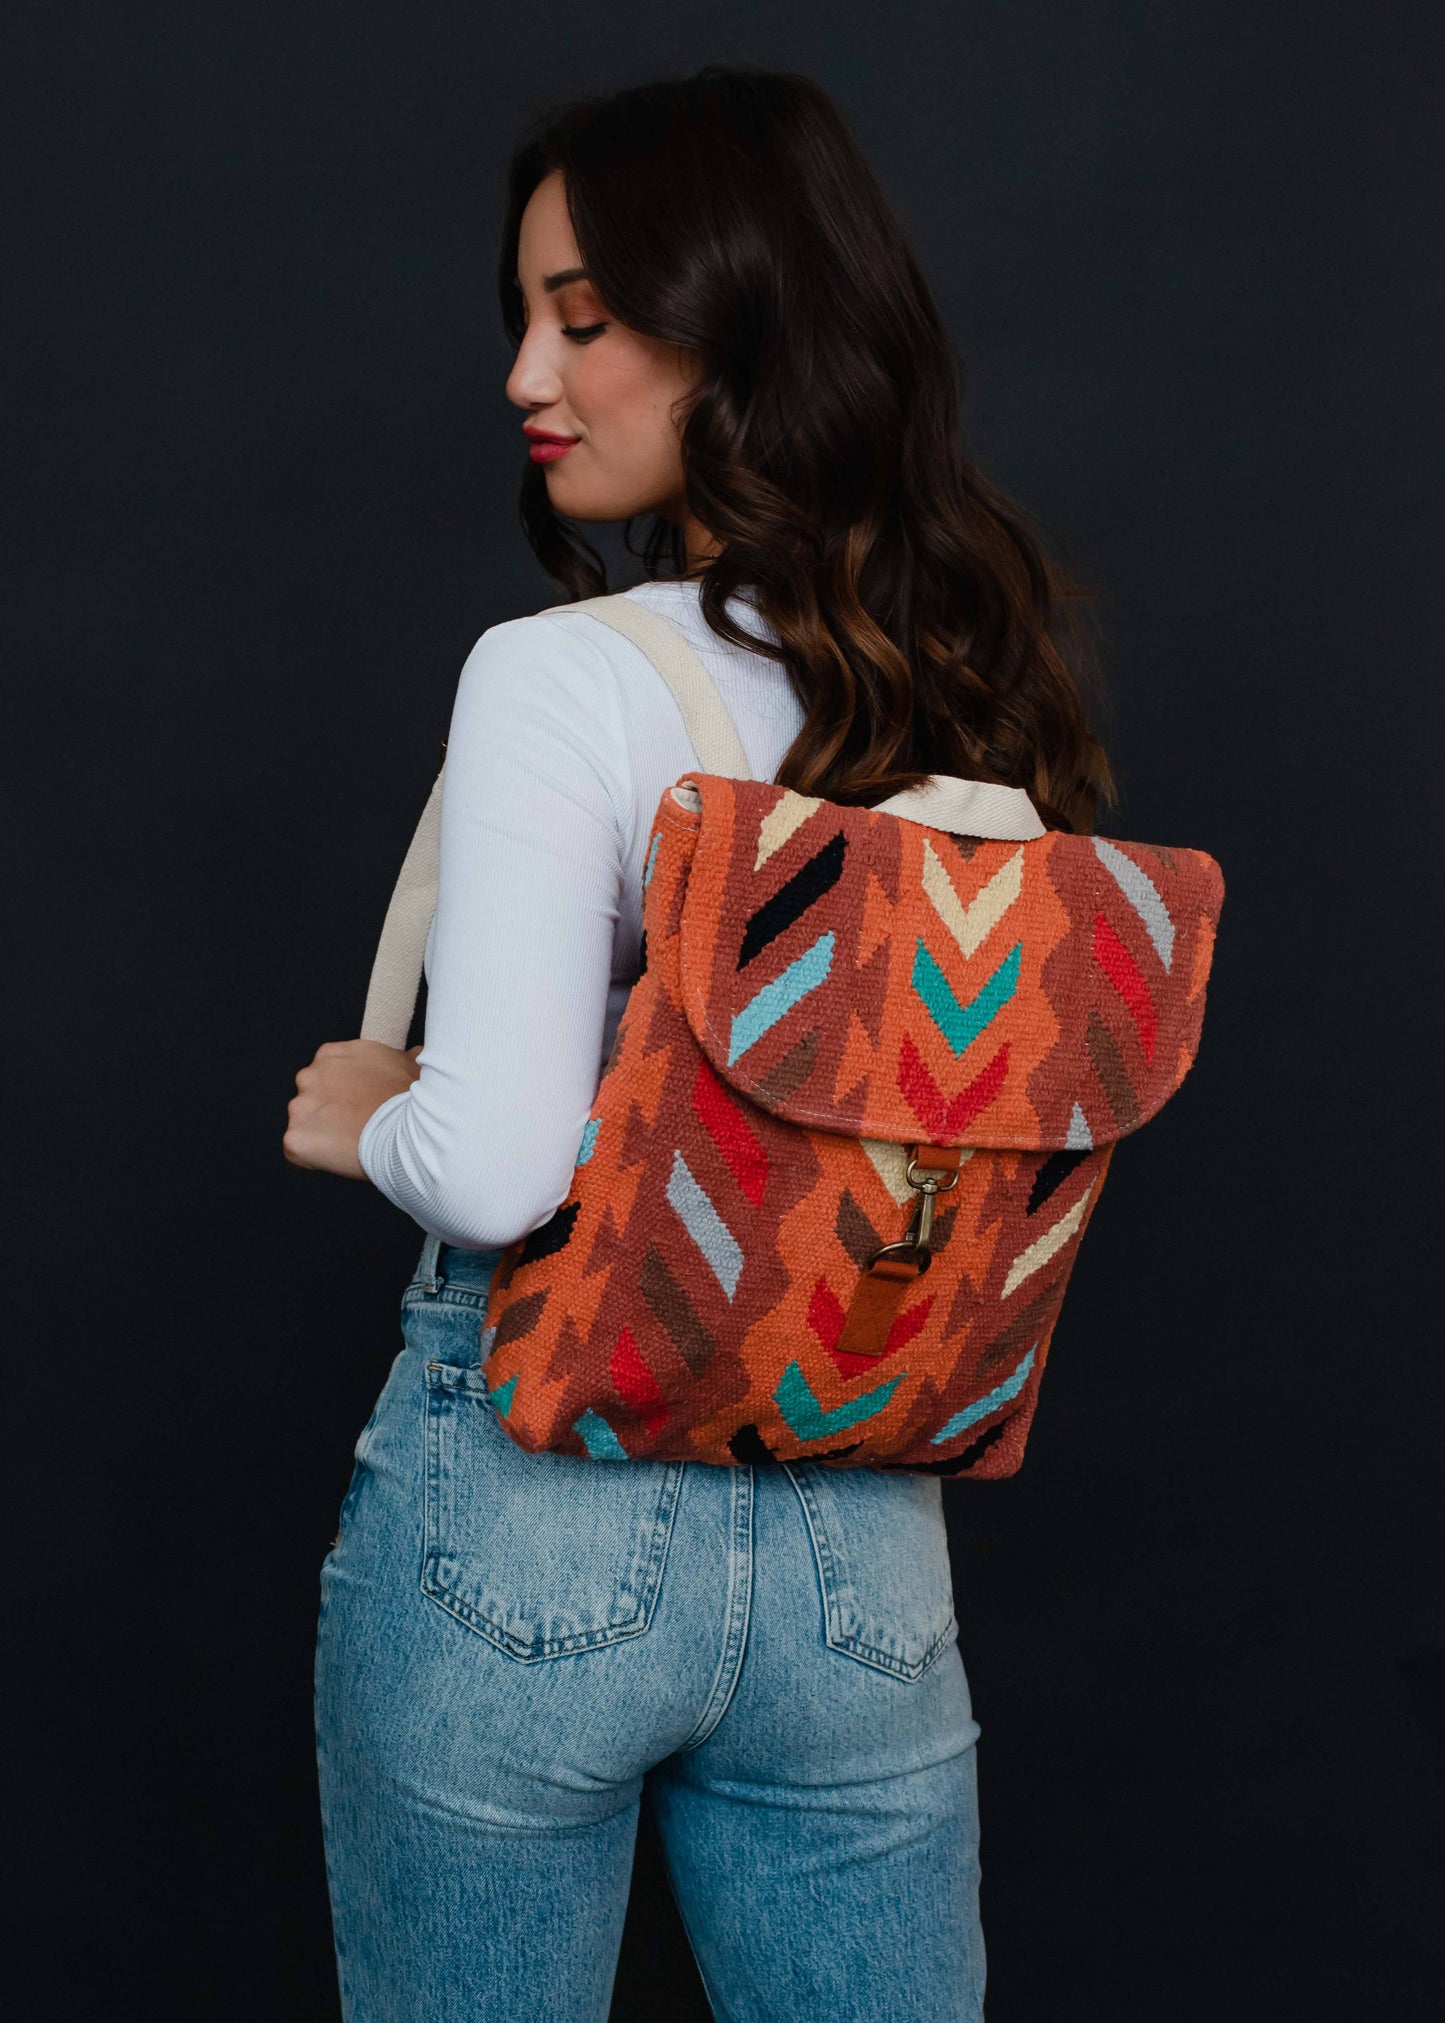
864;1238;934;1275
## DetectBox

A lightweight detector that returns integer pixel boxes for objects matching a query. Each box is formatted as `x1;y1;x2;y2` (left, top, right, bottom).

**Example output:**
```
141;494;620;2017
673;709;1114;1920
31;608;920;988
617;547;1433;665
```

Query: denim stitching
420;1363;685;1662
783;1463;956;1682
402;1284;488;1313
678;1464;754;1751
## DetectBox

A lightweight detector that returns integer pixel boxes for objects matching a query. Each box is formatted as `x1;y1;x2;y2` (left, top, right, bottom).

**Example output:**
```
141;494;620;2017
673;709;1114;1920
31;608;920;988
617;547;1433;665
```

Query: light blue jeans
314;1237;986;2020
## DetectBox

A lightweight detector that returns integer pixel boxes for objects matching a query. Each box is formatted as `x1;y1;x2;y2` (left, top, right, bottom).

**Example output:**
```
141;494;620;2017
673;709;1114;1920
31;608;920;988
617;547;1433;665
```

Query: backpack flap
669;775;1225;1152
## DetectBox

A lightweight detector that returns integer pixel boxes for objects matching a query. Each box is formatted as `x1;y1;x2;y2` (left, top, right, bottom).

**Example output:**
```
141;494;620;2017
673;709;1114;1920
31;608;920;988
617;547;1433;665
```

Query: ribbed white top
358;579;808;1250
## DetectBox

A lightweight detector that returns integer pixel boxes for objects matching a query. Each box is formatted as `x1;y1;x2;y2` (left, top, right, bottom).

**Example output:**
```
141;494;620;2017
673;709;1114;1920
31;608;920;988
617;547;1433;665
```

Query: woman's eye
562;322;607;342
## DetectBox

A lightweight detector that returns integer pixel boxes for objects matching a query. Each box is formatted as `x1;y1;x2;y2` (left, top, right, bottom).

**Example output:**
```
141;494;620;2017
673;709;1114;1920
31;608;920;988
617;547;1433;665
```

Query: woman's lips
528;438;578;462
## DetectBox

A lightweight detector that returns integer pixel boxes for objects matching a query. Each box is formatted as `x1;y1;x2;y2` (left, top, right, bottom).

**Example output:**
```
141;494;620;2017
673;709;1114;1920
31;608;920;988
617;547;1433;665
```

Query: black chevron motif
517;1200;580;1267
881;1416;1013;1475
729;1424;775;1464
737;830;847;969
1025;1147;1092;1216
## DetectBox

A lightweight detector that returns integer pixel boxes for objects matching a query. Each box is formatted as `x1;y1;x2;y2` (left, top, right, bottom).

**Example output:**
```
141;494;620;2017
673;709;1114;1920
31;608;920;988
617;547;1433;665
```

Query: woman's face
507;170;711;549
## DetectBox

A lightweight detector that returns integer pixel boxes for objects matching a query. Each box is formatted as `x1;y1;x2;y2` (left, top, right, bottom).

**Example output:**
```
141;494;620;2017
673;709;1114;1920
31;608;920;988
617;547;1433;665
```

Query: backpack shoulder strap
360;764;445;1048
359;592;753;1046
547;591;754;780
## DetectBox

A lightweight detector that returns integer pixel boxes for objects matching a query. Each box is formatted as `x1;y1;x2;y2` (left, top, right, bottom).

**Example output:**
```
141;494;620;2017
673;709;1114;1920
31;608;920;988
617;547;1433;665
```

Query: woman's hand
284;1039;422;1180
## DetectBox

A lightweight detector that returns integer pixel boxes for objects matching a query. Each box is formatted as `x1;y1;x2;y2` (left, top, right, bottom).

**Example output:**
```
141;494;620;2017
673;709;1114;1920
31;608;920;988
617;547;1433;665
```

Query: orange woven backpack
363;593;1225;1475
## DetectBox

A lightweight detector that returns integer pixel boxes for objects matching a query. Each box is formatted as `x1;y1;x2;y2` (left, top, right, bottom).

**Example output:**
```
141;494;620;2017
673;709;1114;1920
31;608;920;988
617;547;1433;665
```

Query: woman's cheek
580;342;646;414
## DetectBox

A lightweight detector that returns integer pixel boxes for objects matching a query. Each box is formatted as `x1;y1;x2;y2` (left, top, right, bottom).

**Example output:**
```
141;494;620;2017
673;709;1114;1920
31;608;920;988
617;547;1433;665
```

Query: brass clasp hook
865;1148;961;1273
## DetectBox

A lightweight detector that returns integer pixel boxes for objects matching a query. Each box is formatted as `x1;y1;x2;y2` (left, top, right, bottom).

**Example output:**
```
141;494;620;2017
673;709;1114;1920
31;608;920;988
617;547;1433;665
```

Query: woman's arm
288;612;632;1249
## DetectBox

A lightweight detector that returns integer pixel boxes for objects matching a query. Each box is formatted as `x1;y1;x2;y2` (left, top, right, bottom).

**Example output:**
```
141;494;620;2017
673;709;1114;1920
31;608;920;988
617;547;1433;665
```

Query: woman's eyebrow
511;266;592;293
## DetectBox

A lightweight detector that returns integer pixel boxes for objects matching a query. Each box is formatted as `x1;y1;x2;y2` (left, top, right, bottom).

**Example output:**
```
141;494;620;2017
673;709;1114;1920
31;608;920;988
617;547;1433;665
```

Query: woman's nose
505;330;564;411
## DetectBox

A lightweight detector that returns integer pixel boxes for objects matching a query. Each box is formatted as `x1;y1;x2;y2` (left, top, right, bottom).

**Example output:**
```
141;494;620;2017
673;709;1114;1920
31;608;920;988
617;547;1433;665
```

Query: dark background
9;4;1442;2017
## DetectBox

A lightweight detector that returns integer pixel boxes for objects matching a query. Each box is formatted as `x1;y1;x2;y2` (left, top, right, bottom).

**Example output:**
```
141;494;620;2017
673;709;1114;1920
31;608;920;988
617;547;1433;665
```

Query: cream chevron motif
922;838;1025;958
755;789;825;870
479;772;1225;1476
859;1135;976;1204
1000;1182;1096;1297
859;1136;916;1204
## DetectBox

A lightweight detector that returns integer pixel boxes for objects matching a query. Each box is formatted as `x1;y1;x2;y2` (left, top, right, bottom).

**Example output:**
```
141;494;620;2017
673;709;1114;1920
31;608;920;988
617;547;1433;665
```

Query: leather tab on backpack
833;1250;929;1363
832;1144;964;1362
906;1143;965;1174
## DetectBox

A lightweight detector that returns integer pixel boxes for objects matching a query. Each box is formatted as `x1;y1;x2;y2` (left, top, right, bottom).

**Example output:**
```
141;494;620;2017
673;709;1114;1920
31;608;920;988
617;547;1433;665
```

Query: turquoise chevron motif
573;1409;629;1460
728;929;835;1064
642;831;661;887
487;1373;519;1418
774;1361;903;1441
575;1118;601;1166
912;938;1022;1055
929;1345;1036;1445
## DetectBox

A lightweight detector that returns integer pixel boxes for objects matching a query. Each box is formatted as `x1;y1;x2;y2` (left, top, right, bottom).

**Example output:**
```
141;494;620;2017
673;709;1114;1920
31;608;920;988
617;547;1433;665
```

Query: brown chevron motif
479;775;1225;1472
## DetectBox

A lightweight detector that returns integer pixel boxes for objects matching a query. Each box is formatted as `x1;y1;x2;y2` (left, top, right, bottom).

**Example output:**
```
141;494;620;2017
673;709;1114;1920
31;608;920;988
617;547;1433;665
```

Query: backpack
362;592;1225;1474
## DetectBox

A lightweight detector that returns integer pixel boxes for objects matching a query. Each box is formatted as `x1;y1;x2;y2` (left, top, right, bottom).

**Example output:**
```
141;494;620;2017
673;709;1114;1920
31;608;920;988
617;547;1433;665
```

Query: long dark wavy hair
499;65;1116;834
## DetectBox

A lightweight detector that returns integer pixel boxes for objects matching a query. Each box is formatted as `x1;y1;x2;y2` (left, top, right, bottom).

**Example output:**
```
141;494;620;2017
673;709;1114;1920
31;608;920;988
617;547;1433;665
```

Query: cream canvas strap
870;773;1045;840
557;594;755;781
358;592;751;1046
359;767;445;1047
358;592;1045;1046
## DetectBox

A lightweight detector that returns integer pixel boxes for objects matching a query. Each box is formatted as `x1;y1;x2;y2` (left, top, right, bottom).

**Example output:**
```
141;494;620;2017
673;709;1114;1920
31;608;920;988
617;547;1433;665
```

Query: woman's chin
542;469;595;511
545;478;635;524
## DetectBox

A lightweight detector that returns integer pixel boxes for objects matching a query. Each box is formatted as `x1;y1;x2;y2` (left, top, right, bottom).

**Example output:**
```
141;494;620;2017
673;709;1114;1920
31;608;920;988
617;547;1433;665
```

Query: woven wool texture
478;775;1226;1472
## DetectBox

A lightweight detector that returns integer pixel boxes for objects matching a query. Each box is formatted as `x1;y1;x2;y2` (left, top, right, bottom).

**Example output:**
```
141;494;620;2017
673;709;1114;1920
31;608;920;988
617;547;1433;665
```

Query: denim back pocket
786;1464;958;1681
420;1358;684;1663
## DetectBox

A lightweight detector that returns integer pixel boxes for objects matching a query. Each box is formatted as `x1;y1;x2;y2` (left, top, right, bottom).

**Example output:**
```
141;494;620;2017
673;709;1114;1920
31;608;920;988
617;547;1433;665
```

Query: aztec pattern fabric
478;775;1225;1473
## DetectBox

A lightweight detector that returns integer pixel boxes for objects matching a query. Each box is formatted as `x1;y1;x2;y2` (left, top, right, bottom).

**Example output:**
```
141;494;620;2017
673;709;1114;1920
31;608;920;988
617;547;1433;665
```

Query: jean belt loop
417;1233;443;1295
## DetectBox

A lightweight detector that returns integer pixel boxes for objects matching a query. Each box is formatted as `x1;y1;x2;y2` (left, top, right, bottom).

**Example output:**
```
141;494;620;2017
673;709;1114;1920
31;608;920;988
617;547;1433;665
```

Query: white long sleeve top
357;579;808;1251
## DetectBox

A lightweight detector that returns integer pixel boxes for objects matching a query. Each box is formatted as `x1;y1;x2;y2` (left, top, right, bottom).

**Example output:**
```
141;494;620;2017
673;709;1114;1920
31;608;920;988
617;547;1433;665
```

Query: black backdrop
9;5;1442;2018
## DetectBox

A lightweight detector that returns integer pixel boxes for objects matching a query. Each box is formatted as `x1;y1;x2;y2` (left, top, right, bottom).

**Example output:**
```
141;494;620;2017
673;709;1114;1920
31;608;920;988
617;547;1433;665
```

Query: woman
286;64;1114;2022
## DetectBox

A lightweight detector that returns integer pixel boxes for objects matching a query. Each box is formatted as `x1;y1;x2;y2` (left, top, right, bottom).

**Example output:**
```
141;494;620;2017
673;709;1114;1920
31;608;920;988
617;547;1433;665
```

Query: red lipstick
524;427;580;463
